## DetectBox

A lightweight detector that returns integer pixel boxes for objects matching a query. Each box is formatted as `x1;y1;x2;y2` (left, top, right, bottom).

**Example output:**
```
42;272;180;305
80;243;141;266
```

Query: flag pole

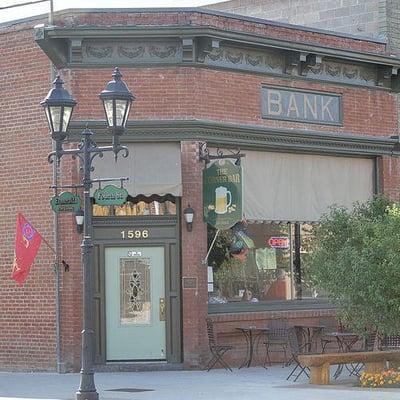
41;235;57;256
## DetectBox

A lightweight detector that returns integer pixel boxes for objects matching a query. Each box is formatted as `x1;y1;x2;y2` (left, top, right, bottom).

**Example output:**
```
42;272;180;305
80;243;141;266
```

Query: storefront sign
93;185;128;206
203;159;242;230
268;236;290;249
261;86;342;125
50;192;81;213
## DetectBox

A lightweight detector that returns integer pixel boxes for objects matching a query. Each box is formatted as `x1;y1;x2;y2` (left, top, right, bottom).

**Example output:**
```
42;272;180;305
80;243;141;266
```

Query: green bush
308;196;400;336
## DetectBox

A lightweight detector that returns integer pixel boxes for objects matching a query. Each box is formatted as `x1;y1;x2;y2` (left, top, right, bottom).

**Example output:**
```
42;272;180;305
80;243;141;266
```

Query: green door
105;246;166;361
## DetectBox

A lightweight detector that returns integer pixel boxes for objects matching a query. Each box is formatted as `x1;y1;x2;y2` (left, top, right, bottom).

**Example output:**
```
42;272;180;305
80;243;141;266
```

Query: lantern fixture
99;67;135;135
75;208;84;234
41;75;77;142
183;205;195;232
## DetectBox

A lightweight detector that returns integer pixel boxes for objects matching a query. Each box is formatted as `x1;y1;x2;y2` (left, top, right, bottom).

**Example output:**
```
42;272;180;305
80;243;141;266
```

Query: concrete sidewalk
0;366;399;400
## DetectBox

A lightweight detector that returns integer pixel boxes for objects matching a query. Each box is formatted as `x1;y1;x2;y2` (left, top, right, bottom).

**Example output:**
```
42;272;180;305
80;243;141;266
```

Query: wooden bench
298;350;400;385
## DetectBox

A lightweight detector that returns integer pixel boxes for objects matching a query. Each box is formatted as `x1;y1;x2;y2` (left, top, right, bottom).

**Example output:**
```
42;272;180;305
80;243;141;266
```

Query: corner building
1;8;400;371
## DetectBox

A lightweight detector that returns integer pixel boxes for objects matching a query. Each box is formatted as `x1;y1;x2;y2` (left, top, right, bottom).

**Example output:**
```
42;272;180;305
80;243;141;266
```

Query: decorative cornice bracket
197;37;220;63
70;38;83;63
300;53;323;76
284;52;301;75
182;37;195;62
377;65;398;87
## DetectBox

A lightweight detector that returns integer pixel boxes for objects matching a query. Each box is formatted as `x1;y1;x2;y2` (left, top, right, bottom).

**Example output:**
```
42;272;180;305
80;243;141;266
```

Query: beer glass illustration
215;186;232;214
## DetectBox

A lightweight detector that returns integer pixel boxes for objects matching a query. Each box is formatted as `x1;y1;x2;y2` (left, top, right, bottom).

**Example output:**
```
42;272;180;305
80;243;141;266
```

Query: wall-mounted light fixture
183;205;195;232
75;208;84;234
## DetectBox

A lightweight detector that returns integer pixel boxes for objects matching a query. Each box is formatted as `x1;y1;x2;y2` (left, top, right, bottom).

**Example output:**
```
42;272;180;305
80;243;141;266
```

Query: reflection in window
93;199;176;217
207;221;322;305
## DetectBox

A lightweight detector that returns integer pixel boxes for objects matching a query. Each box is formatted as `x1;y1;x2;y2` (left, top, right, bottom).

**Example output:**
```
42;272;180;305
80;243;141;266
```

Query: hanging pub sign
93;185;128;206
50;191;81;213
203;159;242;230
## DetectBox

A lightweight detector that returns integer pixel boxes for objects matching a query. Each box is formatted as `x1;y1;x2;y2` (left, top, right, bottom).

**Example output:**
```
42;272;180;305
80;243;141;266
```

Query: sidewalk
0;366;398;400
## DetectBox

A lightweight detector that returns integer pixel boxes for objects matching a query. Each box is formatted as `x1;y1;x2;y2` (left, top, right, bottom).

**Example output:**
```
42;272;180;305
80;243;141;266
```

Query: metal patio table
324;332;360;379
236;326;270;368
294;324;325;353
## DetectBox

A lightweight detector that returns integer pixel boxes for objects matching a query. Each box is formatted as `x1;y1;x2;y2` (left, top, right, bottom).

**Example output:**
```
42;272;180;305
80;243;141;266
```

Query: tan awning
242;150;374;222
91;142;182;197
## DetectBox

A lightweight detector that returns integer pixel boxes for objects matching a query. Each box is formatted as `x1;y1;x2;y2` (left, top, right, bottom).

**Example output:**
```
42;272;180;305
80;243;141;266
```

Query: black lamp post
41;68;134;400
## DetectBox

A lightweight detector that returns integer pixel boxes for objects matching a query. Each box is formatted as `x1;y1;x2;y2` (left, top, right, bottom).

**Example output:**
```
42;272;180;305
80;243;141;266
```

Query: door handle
159;297;166;321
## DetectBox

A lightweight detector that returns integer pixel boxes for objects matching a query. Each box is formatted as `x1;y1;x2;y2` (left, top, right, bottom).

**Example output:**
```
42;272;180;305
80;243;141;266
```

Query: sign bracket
199;142;245;165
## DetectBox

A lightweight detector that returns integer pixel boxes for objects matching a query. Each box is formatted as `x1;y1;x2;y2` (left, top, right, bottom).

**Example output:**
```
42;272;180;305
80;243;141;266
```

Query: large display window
207;221;320;307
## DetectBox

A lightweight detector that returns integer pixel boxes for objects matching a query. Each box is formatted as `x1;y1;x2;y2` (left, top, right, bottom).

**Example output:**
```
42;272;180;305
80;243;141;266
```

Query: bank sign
203;159;242;230
261;86;342;125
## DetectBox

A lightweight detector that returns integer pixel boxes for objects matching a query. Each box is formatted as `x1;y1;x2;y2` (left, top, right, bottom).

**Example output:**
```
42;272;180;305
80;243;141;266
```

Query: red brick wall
71;67;397;137
180;142;208;367
0;26;57;371
0;24;84;372
55;10;387;54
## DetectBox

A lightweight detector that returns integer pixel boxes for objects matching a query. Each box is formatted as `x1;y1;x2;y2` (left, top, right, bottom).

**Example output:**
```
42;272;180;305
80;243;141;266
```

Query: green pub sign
203;159;242;230
51;191;81;213
94;185;128;206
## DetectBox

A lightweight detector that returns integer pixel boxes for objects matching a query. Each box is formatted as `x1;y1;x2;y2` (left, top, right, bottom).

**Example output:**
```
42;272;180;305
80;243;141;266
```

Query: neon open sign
268;237;290;249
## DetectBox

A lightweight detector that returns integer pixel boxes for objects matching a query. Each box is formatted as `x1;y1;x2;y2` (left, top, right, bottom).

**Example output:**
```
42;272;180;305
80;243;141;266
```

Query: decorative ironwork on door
120;258;151;325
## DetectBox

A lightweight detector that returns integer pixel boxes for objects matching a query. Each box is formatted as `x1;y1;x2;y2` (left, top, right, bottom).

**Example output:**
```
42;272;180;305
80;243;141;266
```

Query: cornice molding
68;119;400;157
34;24;400;91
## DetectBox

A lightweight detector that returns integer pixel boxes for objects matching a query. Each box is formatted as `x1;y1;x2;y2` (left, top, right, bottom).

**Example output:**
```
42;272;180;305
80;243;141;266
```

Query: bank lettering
261;87;341;125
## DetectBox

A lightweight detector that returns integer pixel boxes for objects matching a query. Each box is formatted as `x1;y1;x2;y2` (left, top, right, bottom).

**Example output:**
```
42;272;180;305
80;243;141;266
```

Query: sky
0;0;222;24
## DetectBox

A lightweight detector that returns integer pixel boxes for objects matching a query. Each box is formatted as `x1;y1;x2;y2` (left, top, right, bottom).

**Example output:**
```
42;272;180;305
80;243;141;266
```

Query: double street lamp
41;68;134;400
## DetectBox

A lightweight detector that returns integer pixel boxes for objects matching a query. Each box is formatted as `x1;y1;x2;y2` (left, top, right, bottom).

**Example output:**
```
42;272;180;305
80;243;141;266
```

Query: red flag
11;213;42;285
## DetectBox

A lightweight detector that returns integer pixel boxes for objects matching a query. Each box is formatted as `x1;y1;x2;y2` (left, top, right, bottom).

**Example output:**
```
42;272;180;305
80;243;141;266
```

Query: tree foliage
308;196;400;336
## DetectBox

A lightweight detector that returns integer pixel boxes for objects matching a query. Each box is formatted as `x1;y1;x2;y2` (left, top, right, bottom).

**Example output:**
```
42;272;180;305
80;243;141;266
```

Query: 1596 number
120;229;149;239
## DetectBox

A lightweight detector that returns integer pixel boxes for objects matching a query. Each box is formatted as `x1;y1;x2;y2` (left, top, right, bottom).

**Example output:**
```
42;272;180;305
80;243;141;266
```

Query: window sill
208;298;335;314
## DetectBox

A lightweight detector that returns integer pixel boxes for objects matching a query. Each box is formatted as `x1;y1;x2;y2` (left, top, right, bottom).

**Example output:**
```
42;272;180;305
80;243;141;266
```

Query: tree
308;196;400;336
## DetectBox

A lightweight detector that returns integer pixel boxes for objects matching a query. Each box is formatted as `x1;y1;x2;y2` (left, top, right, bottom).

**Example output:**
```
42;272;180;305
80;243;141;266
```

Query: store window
93;196;176;217
207;221;322;306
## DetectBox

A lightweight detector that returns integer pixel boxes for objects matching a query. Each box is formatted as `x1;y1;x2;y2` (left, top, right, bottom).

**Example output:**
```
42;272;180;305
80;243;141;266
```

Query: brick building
1;7;400;372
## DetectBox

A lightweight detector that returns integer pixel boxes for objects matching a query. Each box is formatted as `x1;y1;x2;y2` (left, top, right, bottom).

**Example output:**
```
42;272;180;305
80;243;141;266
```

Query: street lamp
41;68;134;400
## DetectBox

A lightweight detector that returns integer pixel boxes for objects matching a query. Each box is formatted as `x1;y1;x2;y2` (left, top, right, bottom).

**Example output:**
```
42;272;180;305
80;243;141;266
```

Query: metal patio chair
319;318;344;353
205;318;233;372
264;319;291;367
381;334;400;350
286;328;310;382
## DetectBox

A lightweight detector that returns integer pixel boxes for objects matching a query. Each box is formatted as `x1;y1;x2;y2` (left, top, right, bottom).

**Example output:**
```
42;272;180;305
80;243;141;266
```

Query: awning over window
242;150;374;222
91;142;182;197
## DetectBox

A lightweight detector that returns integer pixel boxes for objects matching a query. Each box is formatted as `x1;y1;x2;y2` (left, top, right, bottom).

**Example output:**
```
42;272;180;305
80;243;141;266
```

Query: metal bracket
199;142;245;165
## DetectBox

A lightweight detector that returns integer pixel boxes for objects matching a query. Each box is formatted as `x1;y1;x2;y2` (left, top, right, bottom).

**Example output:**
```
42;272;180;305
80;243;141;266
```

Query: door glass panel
120;258;151;325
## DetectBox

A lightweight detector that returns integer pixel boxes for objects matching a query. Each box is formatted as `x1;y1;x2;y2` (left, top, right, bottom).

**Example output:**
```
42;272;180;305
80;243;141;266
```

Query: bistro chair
264;319;291;367
380;334;400;350
319;318;344;353
286;328;310;382
205;318;233;372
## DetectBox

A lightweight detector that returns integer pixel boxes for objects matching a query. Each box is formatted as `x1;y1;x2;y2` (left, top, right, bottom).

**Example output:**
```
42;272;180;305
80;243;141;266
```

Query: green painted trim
68;119;400;157
37;25;400;68
34;23;400;91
